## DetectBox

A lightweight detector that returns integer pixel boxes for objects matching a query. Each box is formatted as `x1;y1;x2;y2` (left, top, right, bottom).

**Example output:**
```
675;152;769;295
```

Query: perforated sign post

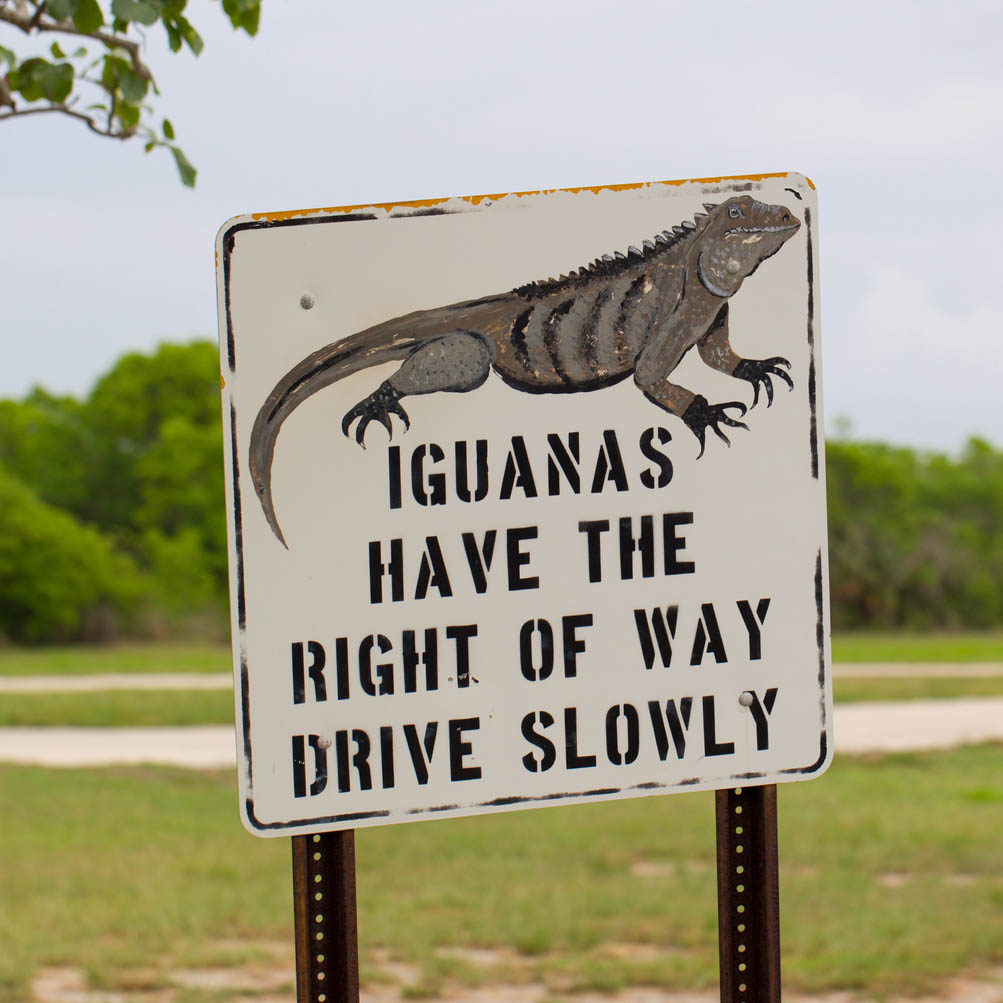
217;172;830;1003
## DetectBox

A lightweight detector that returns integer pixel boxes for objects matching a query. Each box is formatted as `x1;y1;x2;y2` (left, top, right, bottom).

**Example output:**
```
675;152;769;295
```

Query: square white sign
217;172;832;837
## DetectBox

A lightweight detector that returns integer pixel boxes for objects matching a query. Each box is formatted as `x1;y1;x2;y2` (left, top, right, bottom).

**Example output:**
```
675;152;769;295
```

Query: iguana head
696;196;801;298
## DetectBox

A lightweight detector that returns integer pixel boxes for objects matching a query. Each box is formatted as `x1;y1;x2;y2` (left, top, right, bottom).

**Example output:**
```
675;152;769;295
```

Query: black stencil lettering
402;629;438;693
547;432;581;495
461;530;497;593
747;688;778;750
561;613;593;677
578;519;609;583
335;730;350;792
415;536;453;599
404;722;438;784
633;606;679;670
648;698;693;760
369;538;404;603
455;439;489;503
292;734;328;798
702;696;735;757
521;711;557;772
500;435;538;499
520;619;554;681
619;515;655;579
411;443;447;506
335;637;350;700
292;641;327;703
662;513;695;575
352;729;373;790
292;735;307;798
506;526;539;591
590;429;629;493
359;634;394;696
639;427;673;489
388;445;402;509
564;706;597;769
737;598;772;660
380;726;395;789
449;717;482;781
606;703;640;765
690;604;727;665
446;624;478;687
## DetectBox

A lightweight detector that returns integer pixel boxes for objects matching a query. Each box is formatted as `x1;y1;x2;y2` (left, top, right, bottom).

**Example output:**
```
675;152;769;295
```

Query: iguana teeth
559;274;568;282
642;240;655;251
602;254;613;263
627;246;642;258
661;230;673;240
614;251;626;261
694;213;707;221
672;226;685;235
654;234;668;245
682;220;696;230
703;203;718;212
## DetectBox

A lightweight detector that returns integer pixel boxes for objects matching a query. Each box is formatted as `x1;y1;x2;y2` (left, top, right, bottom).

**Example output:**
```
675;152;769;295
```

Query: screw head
300;292;315;310
738;691;754;707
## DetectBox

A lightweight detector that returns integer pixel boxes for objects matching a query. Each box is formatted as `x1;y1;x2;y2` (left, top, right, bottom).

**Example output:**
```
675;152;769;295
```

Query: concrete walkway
0;698;1001;768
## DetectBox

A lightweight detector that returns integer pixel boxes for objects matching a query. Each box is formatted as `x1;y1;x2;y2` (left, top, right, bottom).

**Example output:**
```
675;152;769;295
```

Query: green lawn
831;631;1003;663
0;643;230;677
1;746;1002;1002
833;675;1003;703
0;689;235;727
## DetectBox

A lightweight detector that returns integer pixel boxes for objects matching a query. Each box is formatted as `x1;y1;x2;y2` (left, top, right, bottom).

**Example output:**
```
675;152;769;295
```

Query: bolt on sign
216;172;832;837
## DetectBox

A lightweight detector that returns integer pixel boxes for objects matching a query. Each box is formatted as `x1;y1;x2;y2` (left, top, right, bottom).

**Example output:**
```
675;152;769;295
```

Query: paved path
3;663;1002;694
1;698;1001;768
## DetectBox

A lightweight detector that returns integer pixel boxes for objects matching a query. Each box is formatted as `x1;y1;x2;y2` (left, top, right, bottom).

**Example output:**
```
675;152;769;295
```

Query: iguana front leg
698;304;793;407
635;311;748;458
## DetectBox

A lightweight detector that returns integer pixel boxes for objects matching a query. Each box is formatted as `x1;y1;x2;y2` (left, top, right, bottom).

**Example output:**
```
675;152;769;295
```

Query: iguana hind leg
342;330;493;446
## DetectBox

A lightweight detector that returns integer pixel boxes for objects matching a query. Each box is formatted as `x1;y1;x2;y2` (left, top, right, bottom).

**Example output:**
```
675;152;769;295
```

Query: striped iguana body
250;195;801;545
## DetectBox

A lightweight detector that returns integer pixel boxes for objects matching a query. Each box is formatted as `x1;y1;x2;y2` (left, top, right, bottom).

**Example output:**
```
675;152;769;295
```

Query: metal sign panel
217;172;831;837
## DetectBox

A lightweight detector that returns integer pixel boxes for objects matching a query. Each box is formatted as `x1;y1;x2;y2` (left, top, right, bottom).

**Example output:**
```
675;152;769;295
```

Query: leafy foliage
826;438;1003;629
0;0;261;185
0;465;147;642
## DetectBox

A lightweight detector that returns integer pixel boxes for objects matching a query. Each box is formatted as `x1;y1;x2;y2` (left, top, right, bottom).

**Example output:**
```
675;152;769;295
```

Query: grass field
831;631;1003;663
0;644;230;677
1;745;1002;1002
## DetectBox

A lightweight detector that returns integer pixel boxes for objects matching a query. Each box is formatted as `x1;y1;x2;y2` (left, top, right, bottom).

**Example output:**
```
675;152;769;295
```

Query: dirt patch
171;966;292;992
876;871;913;888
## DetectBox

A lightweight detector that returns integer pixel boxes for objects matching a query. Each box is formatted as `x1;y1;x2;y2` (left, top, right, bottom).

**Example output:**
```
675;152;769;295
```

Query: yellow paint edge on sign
250;172;810;224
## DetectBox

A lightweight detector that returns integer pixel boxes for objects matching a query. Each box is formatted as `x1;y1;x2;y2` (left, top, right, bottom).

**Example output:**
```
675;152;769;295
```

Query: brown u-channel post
292;831;360;1003
715;785;781;1003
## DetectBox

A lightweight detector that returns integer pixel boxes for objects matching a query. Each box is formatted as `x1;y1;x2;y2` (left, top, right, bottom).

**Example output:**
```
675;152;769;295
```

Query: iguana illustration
249;195;800;545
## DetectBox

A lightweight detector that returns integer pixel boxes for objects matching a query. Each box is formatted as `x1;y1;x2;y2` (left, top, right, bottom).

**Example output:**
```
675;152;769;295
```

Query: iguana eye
728;206;743;219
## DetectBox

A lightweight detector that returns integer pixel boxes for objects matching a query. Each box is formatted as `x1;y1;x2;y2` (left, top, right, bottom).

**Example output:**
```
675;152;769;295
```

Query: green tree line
0;340;1001;642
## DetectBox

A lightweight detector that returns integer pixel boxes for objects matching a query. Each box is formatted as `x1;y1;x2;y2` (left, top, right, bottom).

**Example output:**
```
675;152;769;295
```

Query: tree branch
0;102;134;138
0;7;154;81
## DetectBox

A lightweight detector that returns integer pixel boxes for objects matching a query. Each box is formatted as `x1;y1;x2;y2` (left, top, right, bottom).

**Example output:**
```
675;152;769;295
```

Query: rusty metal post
292;831;360;1003
715;785;781;1003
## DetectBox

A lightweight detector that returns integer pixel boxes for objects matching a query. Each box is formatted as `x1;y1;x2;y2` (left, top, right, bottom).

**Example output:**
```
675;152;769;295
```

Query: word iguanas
250;195;801;545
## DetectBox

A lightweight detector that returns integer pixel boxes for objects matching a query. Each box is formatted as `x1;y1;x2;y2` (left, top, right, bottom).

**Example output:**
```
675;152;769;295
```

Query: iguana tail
248;303;488;547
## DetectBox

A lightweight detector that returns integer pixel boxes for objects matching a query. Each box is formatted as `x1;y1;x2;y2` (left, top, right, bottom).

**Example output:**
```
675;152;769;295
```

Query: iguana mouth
725;223;800;236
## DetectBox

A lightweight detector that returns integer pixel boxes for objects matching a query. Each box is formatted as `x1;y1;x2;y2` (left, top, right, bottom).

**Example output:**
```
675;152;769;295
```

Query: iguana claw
733;357;794;408
342;380;410;447
682;395;749;459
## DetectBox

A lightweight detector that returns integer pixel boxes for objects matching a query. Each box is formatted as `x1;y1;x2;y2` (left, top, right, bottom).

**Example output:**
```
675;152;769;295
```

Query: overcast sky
4;0;1001;450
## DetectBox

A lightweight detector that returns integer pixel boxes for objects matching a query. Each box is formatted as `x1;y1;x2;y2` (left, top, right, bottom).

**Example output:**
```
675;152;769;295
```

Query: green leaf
170;145;196;187
9;58;73;104
50;42;67;60
47;0;79;20
222;0;261;34
120;69;149;103
0;46;16;74
116;102;140;130
72;46;88;58
173;15;204;55
144;140;156;152
163;22;182;52
72;0;104;33
161;117;174;140
111;0;159;25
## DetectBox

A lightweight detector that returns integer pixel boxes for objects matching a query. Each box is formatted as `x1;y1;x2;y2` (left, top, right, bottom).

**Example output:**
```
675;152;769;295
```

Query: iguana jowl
249;195;801;545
